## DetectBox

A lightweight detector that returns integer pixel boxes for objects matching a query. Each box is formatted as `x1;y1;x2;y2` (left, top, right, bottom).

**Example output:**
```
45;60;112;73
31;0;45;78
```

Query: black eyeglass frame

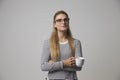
55;18;70;23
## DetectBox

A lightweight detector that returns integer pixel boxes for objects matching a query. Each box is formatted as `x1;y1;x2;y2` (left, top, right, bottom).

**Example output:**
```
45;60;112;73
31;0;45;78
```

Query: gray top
41;39;83;80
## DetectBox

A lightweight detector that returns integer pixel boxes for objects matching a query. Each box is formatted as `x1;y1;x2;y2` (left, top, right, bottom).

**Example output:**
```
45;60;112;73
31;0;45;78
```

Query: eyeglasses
55;18;69;23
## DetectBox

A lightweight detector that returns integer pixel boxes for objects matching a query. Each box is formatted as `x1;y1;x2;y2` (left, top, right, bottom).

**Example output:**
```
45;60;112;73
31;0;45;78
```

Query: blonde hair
50;10;75;61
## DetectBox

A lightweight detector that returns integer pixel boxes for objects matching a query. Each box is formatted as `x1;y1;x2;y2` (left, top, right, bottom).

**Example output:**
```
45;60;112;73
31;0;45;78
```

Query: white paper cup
75;57;84;67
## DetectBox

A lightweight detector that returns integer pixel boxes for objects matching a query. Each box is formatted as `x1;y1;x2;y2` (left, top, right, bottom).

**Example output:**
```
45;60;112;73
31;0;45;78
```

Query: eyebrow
55;18;69;20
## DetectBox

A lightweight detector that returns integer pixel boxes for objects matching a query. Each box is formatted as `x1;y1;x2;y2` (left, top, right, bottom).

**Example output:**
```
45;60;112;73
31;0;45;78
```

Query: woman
41;10;84;80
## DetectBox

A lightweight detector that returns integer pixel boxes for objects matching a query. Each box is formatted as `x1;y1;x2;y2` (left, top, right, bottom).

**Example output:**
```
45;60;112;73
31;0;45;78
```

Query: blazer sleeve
62;39;84;71
40;40;63;72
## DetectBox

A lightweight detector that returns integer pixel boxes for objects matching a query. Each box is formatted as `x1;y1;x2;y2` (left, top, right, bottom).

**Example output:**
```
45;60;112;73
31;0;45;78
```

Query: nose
61;20;65;24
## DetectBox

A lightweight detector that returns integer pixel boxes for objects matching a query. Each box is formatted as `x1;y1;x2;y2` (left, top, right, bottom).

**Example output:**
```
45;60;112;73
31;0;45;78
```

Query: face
54;13;69;32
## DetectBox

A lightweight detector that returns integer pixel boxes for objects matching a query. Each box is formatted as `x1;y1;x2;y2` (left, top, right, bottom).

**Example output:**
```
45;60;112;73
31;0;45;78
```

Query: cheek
54;23;57;27
54;24;59;28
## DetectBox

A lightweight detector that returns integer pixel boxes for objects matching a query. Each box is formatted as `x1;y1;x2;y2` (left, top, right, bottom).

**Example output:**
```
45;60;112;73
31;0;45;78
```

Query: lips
61;26;65;27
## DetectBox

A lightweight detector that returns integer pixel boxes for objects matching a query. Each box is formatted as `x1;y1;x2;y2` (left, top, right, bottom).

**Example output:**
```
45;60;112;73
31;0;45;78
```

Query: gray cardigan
41;39;83;80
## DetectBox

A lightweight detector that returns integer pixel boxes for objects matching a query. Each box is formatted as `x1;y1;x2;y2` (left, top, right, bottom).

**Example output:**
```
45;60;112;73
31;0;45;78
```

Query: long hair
50;10;75;61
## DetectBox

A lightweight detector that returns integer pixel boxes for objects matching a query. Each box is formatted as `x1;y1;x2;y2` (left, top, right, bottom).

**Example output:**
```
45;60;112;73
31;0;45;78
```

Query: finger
69;57;72;60
71;61;75;65
70;58;75;62
69;57;73;59
70;63;73;66
70;57;75;60
72;57;75;60
70;62;75;67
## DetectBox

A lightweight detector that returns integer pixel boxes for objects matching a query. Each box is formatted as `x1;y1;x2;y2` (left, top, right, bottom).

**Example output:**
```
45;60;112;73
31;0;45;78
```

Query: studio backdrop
0;0;120;80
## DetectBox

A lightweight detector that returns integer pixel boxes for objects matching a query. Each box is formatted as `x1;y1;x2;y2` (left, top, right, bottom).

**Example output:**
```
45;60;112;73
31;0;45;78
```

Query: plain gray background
0;0;120;80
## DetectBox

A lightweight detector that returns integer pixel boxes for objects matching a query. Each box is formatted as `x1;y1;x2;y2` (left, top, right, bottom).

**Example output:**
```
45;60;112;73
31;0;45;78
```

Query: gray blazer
41;39;83;80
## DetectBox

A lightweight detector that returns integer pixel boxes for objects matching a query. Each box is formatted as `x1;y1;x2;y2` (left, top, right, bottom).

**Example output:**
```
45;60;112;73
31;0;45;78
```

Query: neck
58;31;67;42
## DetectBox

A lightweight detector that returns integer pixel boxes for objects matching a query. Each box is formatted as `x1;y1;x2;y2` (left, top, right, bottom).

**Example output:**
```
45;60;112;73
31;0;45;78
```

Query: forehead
55;14;67;19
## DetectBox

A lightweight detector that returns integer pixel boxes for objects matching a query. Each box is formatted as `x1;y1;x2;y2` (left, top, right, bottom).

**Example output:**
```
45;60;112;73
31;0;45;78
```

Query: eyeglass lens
55;18;69;23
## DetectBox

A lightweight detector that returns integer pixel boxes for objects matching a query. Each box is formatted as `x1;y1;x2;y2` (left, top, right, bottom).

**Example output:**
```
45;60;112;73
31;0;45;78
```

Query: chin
62;27;68;30
60;29;68;32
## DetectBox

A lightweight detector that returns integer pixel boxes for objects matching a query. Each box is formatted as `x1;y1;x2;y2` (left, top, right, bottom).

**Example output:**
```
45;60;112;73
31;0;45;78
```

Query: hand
48;59;54;63
63;57;75;67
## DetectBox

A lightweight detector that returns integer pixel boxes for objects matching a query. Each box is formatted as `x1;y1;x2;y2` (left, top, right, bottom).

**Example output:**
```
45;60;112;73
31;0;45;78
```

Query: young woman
41;10;84;80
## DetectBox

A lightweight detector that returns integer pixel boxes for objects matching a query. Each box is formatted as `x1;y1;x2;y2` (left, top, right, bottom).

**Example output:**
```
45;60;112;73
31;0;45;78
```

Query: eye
64;18;69;22
56;19;62;22
55;18;69;23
